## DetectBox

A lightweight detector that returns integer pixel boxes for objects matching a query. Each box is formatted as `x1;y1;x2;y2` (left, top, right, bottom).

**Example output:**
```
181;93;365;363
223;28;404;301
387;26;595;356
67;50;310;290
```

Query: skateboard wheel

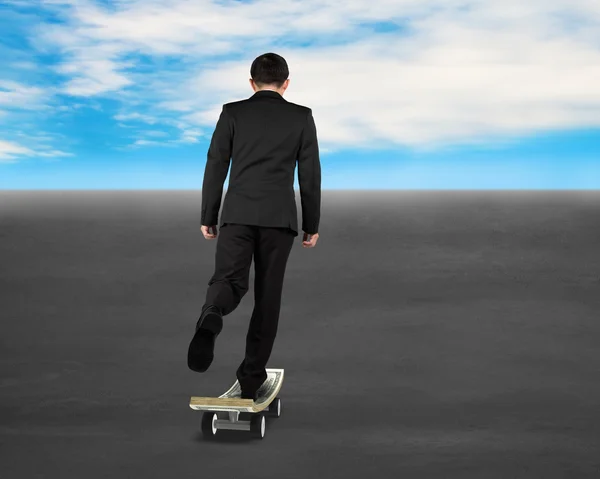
267;397;282;418
201;412;218;438
250;413;266;439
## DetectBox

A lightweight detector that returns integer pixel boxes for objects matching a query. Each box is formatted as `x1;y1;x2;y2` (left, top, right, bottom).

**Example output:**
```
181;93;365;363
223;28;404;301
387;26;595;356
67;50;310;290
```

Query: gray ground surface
1;190;599;478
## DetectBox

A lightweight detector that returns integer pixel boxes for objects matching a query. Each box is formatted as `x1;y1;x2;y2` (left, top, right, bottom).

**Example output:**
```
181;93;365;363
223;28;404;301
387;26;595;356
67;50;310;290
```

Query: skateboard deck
189;368;284;414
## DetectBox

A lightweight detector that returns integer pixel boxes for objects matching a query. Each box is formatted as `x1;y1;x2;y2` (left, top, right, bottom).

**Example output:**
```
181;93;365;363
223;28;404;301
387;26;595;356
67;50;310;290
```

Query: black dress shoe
187;305;223;372
241;391;258;401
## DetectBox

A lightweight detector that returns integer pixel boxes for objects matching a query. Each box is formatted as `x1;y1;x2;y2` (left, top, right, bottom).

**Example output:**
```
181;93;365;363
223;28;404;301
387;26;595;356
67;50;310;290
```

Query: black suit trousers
203;223;295;396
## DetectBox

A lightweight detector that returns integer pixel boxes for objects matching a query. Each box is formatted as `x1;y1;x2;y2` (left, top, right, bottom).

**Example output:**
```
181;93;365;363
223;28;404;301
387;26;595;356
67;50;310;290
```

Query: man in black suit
188;53;321;400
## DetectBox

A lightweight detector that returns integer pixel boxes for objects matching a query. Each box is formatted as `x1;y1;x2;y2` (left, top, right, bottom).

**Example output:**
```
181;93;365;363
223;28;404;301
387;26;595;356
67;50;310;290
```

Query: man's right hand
302;232;319;248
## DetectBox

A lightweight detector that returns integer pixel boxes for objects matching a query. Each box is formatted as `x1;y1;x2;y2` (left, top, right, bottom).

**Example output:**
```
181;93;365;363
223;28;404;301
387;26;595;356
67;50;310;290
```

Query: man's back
200;89;321;237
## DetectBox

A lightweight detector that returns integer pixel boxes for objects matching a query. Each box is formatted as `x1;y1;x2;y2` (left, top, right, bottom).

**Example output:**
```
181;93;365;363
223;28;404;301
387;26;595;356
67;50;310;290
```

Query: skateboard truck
200;398;282;439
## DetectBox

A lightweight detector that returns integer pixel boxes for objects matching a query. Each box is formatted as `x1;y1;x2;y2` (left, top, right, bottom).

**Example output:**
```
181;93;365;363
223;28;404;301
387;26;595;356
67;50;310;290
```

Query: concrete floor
1;190;599;478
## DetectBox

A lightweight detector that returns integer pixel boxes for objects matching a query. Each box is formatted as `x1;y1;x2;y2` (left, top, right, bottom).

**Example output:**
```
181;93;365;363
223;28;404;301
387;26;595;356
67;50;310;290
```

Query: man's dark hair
250;53;289;89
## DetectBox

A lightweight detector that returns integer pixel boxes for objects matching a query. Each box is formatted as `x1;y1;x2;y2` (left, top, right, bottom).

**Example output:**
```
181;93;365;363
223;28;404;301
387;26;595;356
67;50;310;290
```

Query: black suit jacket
200;89;321;237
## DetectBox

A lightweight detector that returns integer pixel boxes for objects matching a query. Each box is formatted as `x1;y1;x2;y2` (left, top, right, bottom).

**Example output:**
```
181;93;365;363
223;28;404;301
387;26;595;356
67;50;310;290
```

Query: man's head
249;53;290;95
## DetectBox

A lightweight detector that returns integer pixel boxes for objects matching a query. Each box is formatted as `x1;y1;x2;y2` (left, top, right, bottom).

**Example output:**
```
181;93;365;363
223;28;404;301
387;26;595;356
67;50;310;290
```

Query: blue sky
0;0;599;189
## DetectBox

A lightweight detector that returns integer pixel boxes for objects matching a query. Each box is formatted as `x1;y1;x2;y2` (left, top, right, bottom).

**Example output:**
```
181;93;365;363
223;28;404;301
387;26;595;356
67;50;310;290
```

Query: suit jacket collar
250;90;287;101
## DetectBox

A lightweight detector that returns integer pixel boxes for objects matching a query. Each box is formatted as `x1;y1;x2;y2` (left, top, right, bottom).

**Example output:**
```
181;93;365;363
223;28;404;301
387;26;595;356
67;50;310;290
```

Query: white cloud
0;140;34;161
142;130;169;137
0;139;73;162
177;129;201;143
0;80;49;111
58;57;132;96
37;150;74;158
114;112;158;124
128;138;176;148
132;139;162;146
57;101;103;112
19;0;600;148
125;129;201;148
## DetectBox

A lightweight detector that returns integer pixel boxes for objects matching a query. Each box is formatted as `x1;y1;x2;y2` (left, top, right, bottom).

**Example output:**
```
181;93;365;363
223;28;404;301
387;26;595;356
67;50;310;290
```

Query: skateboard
189;368;284;439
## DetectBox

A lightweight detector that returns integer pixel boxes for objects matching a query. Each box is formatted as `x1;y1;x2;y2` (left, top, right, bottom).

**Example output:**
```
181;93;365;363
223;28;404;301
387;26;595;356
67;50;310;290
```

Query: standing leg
236;227;295;398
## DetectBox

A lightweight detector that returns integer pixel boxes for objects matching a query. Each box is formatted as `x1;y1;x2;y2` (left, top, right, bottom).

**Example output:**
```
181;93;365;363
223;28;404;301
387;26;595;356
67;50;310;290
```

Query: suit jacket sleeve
201;104;233;226
297;108;321;235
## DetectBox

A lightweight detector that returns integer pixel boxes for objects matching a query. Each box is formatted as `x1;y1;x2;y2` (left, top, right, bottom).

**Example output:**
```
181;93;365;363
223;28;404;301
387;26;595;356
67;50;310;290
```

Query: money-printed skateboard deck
190;368;284;439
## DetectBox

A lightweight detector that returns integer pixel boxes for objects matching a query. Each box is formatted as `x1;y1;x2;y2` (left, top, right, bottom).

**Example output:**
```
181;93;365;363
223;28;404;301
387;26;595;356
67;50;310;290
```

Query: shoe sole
188;311;223;372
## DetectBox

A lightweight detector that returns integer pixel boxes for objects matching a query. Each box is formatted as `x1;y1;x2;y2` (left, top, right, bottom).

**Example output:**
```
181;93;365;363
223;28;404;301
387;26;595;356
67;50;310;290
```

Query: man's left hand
201;225;218;239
